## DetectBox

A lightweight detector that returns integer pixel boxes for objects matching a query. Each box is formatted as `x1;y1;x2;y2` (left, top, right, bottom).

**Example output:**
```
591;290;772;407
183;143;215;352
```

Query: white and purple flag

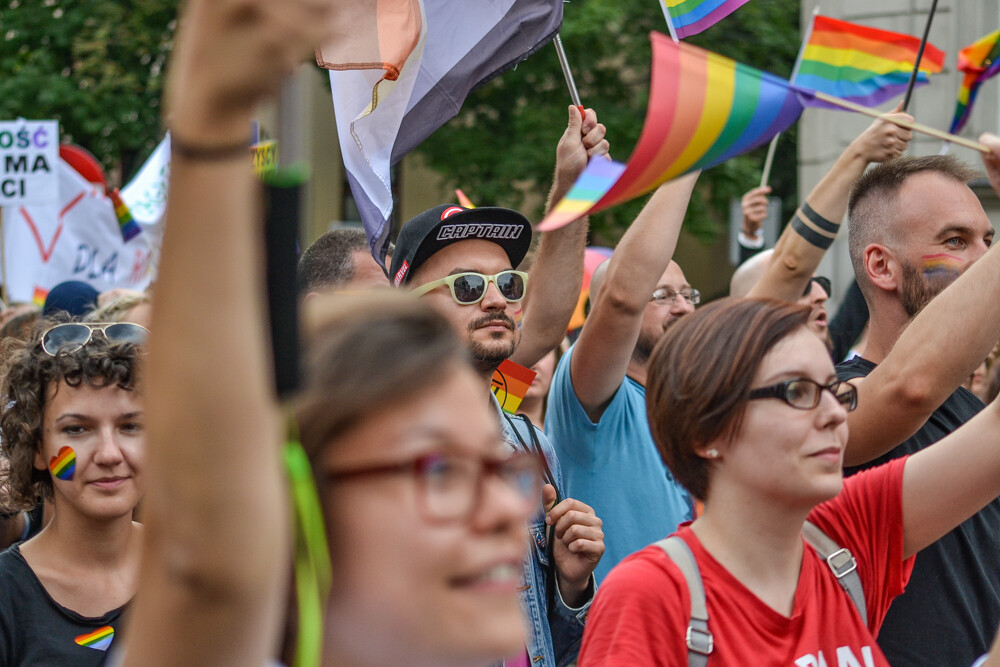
327;0;563;268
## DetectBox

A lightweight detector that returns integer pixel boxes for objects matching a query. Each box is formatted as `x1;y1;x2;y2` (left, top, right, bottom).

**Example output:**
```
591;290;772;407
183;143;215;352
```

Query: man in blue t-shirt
545;174;700;583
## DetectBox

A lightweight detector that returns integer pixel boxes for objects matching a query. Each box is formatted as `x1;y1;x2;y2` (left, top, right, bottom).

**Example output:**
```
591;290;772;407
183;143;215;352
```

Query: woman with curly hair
0;319;147;665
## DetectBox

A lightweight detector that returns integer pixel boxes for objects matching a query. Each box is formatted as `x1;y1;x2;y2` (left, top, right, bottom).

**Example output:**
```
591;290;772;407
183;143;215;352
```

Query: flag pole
553;34;585;115
900;0;939;111
658;0;680;43
811;90;988;152
760;6;819;188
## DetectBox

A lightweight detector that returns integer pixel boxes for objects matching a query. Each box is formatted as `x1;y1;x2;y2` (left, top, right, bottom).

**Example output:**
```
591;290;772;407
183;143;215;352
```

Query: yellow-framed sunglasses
412;270;529;305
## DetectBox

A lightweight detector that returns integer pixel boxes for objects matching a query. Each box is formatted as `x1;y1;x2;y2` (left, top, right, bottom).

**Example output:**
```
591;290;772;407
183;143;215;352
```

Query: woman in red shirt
580;297;1000;666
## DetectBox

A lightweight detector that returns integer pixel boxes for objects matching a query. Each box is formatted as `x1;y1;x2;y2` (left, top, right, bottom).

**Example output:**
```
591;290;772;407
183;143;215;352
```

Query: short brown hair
295;291;469;471
645;298;810;500
847;156;978;299
0;318;142;511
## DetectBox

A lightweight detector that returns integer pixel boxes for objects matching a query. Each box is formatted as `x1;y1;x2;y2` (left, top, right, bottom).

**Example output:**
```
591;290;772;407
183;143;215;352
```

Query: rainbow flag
455;188;476;208
663;0;750;39
950;30;1000;133
794;15;945;108
539;33;803;231
491;359;537;414
32;286;48;308
109;189;142;242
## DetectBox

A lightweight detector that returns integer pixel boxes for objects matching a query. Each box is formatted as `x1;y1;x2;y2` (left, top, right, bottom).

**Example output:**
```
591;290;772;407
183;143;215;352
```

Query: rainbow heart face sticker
75;625;114;651
49;446;76;481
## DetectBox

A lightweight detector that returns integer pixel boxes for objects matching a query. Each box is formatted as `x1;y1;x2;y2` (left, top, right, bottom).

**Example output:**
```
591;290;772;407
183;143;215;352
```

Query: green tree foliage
0;0;178;183
415;0;801;245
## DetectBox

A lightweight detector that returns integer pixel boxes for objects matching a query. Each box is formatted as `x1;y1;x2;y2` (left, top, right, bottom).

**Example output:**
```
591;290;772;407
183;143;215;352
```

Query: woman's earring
706;448;719;459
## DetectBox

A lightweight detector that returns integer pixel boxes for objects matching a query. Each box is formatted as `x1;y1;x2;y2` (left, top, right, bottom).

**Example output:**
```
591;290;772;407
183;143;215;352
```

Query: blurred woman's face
711;328;849;510
319;364;531;667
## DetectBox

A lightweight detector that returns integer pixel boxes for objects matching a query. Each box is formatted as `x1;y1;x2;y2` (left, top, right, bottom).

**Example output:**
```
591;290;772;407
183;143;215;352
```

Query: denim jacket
494;397;594;666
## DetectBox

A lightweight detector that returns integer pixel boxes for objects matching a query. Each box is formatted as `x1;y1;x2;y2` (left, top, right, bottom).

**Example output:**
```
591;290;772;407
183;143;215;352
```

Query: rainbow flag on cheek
794;15;945;108
950;30;1000;133
539;34;804;231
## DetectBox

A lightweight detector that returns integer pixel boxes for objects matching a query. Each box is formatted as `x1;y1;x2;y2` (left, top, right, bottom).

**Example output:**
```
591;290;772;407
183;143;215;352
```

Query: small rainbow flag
950;30;1000;134
540;34;803;231
794;15;945;108
49;446;76;481
663;0;750;39
491;359;537;415
32;286;49;308
75;626;115;651
455;189;476;209
109;189;142;243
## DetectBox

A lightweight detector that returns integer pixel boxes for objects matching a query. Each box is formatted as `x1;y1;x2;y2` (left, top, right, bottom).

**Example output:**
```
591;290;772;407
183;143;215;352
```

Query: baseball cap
42;281;100;318
389;204;532;287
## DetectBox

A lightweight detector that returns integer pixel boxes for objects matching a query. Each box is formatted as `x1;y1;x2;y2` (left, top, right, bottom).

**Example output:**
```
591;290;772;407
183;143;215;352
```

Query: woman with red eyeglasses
0;319;147;665
578;296;1000;666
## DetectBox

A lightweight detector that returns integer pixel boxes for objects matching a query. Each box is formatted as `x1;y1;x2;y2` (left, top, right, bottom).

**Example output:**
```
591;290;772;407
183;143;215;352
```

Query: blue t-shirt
544;344;693;583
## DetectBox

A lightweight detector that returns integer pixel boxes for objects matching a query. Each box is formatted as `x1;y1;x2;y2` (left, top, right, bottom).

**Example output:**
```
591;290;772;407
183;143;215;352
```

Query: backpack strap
655;523;866;667
802;520;867;623
654;537;713;667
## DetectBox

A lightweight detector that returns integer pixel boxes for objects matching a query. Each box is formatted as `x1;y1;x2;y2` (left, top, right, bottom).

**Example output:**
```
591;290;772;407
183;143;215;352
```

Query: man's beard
468;312;517;374
633;316;680;365
899;259;952;318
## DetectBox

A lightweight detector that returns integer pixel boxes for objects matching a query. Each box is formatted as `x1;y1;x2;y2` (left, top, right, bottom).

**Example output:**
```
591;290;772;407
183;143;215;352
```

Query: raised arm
748;112;912;302
569;173;699;420
901;393;1000;558
843;133;1000;466
124;1;334;664
512;107;609;368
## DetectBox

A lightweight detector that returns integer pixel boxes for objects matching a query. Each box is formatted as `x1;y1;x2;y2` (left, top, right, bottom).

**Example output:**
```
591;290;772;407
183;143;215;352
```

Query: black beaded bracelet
170;133;250;161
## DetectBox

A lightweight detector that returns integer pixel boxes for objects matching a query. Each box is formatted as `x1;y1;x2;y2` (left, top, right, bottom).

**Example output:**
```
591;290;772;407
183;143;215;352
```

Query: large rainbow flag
794;15;945;108
539;33;804;231
662;0;750;39
950;30;1000;133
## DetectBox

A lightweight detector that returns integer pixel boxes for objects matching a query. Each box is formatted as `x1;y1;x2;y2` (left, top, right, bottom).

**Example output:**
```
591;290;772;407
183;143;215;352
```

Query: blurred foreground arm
124;1;335;664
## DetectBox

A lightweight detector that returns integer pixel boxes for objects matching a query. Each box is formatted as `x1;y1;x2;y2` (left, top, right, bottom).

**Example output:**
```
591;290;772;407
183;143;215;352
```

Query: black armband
791;203;840;250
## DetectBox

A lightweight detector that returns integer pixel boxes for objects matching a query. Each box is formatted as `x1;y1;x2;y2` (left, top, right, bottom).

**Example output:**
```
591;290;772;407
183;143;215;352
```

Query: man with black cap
391;200;605;666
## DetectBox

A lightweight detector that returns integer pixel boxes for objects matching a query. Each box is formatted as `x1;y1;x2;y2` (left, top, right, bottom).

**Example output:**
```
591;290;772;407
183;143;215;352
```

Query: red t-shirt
579;457;914;666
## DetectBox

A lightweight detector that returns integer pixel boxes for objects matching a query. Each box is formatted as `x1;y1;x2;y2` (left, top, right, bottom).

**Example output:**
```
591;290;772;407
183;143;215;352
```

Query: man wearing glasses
542;173;701;585
390;202;605;667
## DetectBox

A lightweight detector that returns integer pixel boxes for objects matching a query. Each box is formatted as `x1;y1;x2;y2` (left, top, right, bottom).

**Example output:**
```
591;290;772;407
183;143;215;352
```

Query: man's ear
864;243;900;292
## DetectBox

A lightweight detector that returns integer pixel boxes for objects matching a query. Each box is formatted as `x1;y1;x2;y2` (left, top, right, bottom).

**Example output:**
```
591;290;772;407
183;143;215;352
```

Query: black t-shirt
0;543;127;666
839;356;998;667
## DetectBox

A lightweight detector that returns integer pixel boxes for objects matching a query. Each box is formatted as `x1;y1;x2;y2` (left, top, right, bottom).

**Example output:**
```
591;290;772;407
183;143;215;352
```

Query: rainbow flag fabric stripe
540;34;803;231
950;30;1000;133
491;359;537;415
109;189;142;243
32;286;49;308
794;15;945;108
75;626;115;651
663;0;750;39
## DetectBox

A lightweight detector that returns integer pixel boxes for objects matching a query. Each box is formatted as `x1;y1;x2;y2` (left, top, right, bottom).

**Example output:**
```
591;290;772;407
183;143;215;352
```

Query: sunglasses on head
40;322;149;356
412;270;529;305
804;276;832;299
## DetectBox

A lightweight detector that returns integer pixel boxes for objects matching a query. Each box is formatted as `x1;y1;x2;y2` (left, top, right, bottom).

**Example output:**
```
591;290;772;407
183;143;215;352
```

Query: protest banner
2;157;157;304
0;120;59;206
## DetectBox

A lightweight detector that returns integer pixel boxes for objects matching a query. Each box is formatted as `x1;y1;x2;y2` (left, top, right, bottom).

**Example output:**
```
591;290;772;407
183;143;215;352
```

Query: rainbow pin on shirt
75;626;115;651
49;446;76;481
